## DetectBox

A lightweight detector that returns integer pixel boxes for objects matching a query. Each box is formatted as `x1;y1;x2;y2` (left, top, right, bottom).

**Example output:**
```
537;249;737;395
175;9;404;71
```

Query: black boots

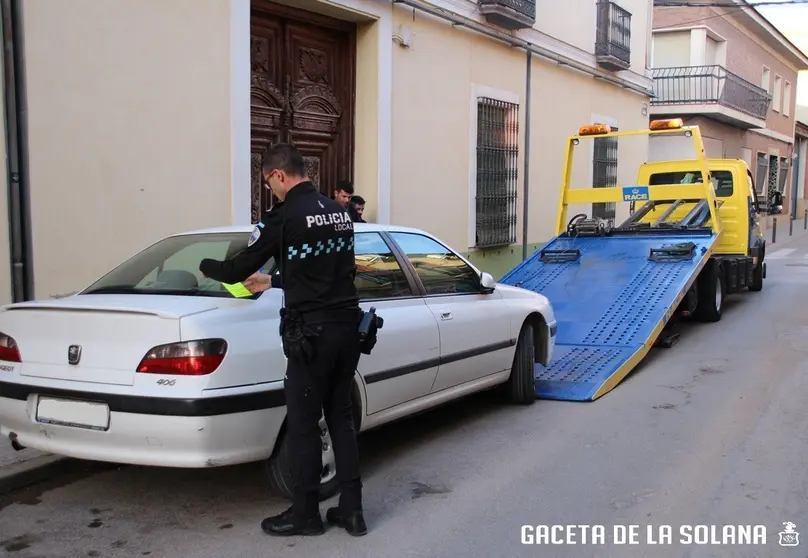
261;506;368;537
326;507;368;537
261;507;325;537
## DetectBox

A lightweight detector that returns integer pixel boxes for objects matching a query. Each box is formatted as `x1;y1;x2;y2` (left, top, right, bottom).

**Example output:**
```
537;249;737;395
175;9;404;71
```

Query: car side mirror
480;272;496;293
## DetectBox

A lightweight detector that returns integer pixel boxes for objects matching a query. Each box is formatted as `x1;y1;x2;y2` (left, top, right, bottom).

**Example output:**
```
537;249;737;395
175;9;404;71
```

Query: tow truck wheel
503;322;536;405
694;260;724;322
266;416;341;502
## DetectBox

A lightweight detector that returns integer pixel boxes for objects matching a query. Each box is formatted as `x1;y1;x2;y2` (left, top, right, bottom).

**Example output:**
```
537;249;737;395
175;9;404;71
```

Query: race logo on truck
622;186;649;202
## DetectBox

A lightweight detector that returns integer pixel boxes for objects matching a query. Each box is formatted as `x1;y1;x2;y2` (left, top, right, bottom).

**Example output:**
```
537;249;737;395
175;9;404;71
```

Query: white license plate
36;396;110;431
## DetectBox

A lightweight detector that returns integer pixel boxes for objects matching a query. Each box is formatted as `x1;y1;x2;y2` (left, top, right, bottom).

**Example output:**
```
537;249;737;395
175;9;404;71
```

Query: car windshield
82;232;276;298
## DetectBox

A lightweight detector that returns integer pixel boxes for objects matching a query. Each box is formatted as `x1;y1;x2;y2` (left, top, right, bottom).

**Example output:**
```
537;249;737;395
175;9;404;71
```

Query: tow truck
499;118;768;401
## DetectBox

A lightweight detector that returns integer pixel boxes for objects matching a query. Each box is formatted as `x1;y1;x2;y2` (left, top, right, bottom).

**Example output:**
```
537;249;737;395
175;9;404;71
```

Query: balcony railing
651;65;772;120
478;0;536;30
596;0;632;71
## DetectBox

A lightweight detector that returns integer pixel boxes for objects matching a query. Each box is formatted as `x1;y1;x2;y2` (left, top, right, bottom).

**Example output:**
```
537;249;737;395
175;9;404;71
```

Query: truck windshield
82;232;276;298
648;170;733;198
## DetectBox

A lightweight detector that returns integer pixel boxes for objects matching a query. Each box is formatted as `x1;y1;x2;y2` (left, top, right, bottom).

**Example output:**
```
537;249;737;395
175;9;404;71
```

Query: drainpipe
521;51;531;262
791;147;800;220
1;0;33;302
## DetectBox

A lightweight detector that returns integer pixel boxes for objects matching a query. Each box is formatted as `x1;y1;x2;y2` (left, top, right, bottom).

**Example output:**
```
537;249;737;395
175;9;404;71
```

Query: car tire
503;322;536;405
266;416;340;502
694;260;723;323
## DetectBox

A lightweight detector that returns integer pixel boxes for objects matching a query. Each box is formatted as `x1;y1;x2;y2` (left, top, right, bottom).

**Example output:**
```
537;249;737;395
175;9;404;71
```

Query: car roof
174;222;430;237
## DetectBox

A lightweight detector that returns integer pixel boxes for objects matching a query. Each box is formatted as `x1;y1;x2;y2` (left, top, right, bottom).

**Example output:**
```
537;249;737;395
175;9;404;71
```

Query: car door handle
439;309;452;320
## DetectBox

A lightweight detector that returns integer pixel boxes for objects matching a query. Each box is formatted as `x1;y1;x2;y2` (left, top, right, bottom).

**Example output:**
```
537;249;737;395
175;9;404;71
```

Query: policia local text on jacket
199;182;358;315
198;147;367;538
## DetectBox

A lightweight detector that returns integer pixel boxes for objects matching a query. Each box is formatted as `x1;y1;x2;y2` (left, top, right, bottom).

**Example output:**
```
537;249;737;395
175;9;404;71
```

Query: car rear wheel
503;322;536;405
266;416;339;502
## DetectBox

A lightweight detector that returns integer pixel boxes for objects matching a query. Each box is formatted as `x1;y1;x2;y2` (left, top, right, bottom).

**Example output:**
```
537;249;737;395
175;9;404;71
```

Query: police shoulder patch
248;224;262;247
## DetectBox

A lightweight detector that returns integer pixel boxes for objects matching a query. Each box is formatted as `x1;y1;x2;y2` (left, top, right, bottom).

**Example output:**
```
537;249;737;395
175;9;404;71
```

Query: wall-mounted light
393;25;414;48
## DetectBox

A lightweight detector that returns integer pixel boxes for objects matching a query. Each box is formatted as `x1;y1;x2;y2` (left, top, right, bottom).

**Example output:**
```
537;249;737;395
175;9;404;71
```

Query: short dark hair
335;180;354;194
351;195;365;205
262;144;306;177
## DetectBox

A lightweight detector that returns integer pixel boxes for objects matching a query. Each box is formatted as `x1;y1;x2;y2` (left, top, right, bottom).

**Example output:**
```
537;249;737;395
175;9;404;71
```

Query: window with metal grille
596;0;631;67
475;97;519;248
777;156;789;192
592;126;618;223
766;154;779;199
754;152;767;195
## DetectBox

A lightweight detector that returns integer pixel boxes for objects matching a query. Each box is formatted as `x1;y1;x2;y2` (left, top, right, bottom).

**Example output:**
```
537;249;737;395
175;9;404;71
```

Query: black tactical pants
284;318;363;518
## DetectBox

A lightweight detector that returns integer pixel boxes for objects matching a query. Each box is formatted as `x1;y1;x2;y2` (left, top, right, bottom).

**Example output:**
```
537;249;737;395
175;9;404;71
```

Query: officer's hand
243;272;272;294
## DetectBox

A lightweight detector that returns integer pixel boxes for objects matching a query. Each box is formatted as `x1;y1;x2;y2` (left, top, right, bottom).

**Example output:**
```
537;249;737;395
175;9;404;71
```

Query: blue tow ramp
500;232;718;401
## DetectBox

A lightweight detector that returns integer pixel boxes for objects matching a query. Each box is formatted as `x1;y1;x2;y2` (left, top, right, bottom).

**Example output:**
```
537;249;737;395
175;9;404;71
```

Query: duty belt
294;308;362;324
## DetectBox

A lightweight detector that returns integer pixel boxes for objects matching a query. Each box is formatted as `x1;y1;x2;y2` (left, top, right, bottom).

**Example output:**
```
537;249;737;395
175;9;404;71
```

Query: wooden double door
250;1;355;222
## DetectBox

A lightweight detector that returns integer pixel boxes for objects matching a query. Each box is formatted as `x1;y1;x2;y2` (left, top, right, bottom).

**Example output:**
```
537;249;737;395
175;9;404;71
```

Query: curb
0;453;70;495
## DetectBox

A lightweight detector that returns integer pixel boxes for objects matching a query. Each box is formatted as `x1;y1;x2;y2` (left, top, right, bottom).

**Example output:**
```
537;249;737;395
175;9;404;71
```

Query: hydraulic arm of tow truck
552;119;723;238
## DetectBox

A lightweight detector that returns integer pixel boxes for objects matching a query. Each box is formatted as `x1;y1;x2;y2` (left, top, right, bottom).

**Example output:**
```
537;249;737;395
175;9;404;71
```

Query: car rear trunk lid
0;295;231;386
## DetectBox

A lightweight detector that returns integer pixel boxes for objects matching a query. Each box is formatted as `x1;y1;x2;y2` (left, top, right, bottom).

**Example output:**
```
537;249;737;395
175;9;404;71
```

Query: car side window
389;232;481;295
354;232;414;300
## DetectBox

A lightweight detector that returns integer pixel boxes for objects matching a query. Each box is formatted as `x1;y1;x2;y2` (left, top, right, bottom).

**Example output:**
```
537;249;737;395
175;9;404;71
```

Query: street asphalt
2;229;808;558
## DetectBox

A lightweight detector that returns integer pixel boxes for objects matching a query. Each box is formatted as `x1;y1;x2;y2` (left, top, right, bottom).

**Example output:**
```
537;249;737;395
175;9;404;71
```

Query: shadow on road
0;389;509;513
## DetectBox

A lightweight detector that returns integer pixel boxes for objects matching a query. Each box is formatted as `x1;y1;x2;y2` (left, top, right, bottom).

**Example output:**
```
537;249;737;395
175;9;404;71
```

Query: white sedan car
0;223;555;500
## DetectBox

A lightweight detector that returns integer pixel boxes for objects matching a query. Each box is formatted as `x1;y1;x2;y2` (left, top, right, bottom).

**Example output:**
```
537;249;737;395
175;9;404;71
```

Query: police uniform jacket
199;181;359;315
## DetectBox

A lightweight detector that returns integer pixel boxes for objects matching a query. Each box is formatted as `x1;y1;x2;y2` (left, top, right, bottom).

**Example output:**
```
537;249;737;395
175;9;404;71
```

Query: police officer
198;144;367;537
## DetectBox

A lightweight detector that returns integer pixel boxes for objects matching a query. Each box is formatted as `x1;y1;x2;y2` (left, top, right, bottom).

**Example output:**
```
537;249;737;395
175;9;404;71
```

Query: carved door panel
250;3;355;222
251;14;286;221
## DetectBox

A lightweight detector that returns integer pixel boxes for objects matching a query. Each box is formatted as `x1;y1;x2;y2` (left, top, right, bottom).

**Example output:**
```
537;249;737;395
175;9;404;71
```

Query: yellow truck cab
635;157;767;300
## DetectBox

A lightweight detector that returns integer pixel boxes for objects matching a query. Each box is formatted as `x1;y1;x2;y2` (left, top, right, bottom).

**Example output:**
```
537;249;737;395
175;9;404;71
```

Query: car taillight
0;332;21;363
136;339;227;376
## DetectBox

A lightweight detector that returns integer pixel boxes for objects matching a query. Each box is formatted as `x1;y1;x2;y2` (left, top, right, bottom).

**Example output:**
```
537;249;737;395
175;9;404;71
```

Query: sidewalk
763;213;808;248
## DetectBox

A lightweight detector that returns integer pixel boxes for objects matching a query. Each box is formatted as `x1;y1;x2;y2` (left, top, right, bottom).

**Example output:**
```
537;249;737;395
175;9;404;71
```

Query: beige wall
17;0;653;299
354;18;380;223
652;31;690;68
0;20;12;305
24;0;237;298
534;0;651;77
390;6;650;250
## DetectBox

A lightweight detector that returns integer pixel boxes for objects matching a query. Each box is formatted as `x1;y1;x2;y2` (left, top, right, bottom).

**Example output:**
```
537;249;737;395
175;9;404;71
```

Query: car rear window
82;233;274;298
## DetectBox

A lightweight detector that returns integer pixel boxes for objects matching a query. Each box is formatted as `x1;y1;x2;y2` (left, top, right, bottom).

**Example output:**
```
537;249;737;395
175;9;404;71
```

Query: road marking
767;248;796;259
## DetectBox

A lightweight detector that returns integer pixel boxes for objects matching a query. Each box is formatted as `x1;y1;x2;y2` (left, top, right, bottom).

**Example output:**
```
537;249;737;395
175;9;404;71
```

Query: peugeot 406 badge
68;345;82;365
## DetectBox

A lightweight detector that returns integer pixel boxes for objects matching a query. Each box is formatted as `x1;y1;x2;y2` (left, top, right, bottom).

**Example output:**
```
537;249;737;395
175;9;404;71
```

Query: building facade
649;0;808;225
4;0;656;303
795;108;808;216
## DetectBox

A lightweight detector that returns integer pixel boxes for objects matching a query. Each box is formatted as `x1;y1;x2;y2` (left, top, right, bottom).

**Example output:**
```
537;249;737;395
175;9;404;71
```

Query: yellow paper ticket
222;282;253;298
